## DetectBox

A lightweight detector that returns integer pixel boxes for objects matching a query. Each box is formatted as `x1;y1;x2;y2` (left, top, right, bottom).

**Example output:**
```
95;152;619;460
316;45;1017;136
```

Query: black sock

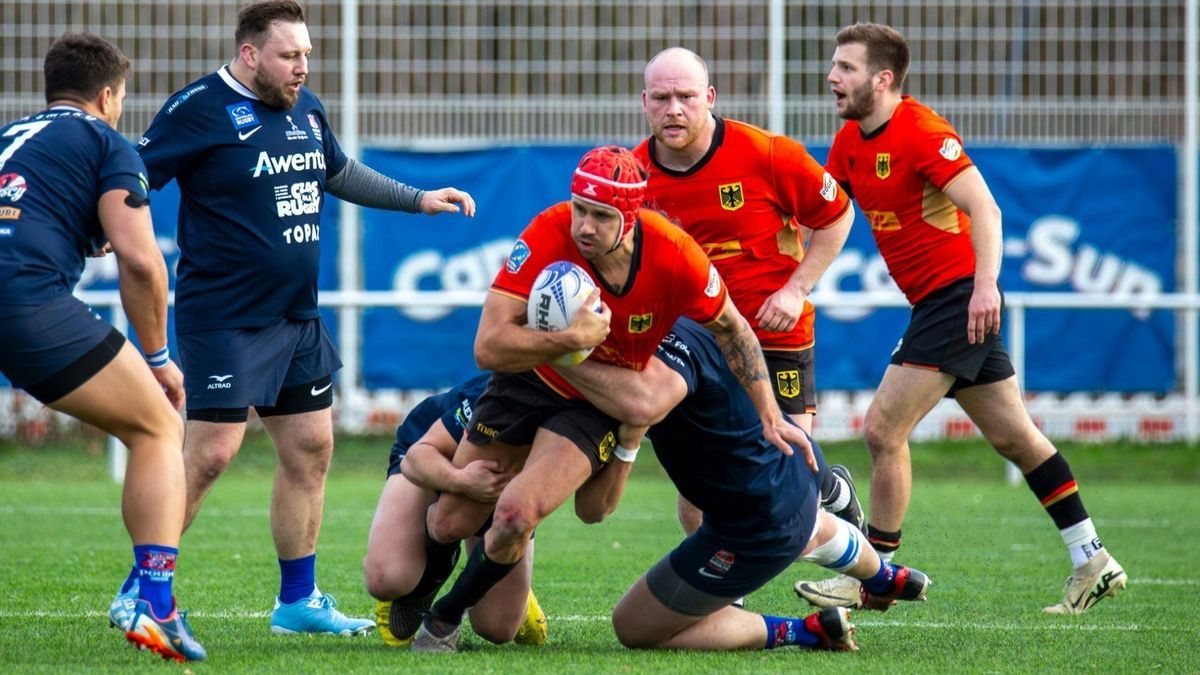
866;525;901;557
413;524;462;598
429;545;520;627
1024;452;1089;529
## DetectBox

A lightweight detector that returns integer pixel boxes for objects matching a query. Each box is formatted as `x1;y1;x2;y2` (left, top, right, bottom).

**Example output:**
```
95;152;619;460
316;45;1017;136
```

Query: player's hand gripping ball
527;261;602;366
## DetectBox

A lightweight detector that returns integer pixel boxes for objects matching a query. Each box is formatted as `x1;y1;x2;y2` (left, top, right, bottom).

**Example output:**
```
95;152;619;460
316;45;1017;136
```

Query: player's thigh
261;407;333;460
365;475;436;587
52;340;181;442
495;427;596;526
867;364;955;439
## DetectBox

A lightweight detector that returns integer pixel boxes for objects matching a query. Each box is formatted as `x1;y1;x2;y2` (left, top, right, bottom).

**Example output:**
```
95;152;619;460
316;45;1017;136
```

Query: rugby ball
527;261;602;366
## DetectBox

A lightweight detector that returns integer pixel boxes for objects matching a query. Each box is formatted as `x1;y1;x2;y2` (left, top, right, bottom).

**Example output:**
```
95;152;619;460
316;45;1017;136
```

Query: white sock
1060;519;1103;568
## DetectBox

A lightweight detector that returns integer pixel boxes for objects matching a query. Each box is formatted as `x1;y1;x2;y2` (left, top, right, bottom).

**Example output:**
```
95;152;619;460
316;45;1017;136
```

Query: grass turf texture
1;434;1197;672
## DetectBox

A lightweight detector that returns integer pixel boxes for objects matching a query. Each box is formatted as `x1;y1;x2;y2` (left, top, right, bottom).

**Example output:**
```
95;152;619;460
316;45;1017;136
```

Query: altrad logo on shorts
207;374;233;390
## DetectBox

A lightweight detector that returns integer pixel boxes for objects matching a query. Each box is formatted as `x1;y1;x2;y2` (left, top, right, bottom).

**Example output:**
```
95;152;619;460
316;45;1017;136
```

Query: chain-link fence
0;1;1187;145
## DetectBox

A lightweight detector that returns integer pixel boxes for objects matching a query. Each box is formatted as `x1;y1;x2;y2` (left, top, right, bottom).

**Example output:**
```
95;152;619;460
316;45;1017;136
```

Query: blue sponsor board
361;145;1177;392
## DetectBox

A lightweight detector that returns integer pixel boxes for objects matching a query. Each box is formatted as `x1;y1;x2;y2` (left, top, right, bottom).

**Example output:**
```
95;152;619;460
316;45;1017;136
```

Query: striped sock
1024;453;1096;567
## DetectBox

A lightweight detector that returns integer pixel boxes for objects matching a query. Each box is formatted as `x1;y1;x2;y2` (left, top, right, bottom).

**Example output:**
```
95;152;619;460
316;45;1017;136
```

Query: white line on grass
0;610;1189;633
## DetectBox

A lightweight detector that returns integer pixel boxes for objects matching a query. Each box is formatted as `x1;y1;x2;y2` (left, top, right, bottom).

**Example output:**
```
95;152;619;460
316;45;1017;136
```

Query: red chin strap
570;146;648;252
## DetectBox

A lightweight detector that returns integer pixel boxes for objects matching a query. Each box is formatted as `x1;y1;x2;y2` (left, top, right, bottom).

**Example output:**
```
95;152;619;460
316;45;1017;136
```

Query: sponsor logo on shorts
207;374;233;390
875;153;891;179
474;422;499;438
699;549;734;578
310;382;332;396
718;182;744;211
597;431;615;463
776;370;801;399
506;239;531;273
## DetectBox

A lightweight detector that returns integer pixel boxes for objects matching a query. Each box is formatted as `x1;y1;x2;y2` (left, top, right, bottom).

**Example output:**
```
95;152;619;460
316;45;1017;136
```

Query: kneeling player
362;373;632;647
557;319;932;652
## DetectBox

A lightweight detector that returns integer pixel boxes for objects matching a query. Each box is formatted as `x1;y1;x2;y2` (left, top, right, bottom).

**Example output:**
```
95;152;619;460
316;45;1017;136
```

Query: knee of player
468;613;518;645
362;554;413;600
611;613;656;649
187;445;238;483
862;413;900;456
574;500;610;525
490;502;538;542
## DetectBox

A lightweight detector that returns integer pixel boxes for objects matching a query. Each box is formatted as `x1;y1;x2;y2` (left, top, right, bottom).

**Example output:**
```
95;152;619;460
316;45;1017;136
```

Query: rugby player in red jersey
795;22;1125;616
409;146;812;652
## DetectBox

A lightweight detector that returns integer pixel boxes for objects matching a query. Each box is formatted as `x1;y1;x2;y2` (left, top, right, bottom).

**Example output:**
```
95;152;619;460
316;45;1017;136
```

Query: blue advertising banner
361;145;1177;393
5;145;1173;394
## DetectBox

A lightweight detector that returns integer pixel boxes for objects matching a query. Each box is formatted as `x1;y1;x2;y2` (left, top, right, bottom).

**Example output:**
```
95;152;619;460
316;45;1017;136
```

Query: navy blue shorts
645;517;812;616
0;294;125;403
178;317;341;413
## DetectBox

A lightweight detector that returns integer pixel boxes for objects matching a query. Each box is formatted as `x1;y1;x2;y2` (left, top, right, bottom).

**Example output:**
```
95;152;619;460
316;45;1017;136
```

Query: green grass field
1;435;1198;672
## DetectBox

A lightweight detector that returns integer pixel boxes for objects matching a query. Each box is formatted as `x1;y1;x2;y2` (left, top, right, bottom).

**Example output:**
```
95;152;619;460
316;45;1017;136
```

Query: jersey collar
217;64;259;99
647;116;726;178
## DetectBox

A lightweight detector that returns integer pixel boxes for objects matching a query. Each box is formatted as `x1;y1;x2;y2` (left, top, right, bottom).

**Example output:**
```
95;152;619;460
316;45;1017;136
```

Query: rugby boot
270;590;375;636
1043;550;1126;615
124;599;207;662
859;565;931;611
108;578;139;631
804;607;858;651
794;574;863;609
513;589;548;646
410;615;461;653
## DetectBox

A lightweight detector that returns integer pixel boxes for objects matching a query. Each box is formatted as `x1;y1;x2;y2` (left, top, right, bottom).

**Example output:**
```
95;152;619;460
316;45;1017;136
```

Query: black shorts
465;371;619;473
890;277;1015;396
763;348;816;415
0;294;126;404
645;520;810;616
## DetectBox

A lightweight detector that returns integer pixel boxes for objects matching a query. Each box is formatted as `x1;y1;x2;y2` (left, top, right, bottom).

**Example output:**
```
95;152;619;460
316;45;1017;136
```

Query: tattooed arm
704;298;817;470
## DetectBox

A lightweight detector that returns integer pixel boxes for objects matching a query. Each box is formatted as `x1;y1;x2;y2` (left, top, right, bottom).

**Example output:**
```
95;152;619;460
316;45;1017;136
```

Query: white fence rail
71;290;1200;483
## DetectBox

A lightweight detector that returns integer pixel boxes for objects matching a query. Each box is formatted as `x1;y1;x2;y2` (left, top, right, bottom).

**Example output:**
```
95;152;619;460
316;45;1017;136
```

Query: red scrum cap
570;145;648;252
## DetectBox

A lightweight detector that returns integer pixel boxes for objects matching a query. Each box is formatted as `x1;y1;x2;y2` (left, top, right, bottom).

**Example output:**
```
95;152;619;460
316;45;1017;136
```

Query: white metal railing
72;290;1200;482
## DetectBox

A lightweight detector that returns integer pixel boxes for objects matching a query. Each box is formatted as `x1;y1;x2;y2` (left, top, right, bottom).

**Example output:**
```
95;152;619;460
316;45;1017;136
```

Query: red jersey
634;118;850;351
826;96;977;304
492;201;728;399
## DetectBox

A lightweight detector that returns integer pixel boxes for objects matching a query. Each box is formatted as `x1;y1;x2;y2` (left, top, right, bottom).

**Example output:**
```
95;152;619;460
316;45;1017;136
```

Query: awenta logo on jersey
252;150;326;178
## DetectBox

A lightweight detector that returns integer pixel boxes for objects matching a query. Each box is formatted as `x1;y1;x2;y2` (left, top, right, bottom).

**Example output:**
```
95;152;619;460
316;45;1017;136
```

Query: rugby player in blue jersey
555;319;932;652
0;34;204;662
363;373;636;647
128;0;476;636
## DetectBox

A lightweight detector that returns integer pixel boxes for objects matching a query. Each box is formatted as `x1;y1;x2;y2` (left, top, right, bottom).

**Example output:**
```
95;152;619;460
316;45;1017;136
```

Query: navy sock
429;546;519;627
279;554;317;604
862;559;897;595
133;545;177;618
762;614;819;648
119;565;138;594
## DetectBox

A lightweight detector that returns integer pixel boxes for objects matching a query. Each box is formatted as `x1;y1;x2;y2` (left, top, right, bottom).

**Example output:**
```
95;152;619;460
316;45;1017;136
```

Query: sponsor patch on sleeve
704;264;722;298
506;239;531;273
820;172;839;202
939;137;963;161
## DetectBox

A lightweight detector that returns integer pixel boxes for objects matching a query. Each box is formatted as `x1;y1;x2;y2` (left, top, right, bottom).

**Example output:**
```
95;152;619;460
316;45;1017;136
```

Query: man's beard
839;82;877;121
254;70;299;109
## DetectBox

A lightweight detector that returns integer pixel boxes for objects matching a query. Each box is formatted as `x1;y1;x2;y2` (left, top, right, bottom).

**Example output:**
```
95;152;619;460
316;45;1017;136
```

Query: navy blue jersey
138;67;347;333
647;318;821;553
390;373;490;461
0;106;147;306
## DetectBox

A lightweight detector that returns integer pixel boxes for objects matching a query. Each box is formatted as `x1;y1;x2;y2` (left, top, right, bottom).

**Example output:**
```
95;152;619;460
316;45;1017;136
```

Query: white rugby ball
527;261;602;366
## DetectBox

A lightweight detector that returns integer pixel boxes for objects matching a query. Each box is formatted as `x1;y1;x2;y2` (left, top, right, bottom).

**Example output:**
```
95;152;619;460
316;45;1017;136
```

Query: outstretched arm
705;299;817;469
553;356;686;427
325;157;476;217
